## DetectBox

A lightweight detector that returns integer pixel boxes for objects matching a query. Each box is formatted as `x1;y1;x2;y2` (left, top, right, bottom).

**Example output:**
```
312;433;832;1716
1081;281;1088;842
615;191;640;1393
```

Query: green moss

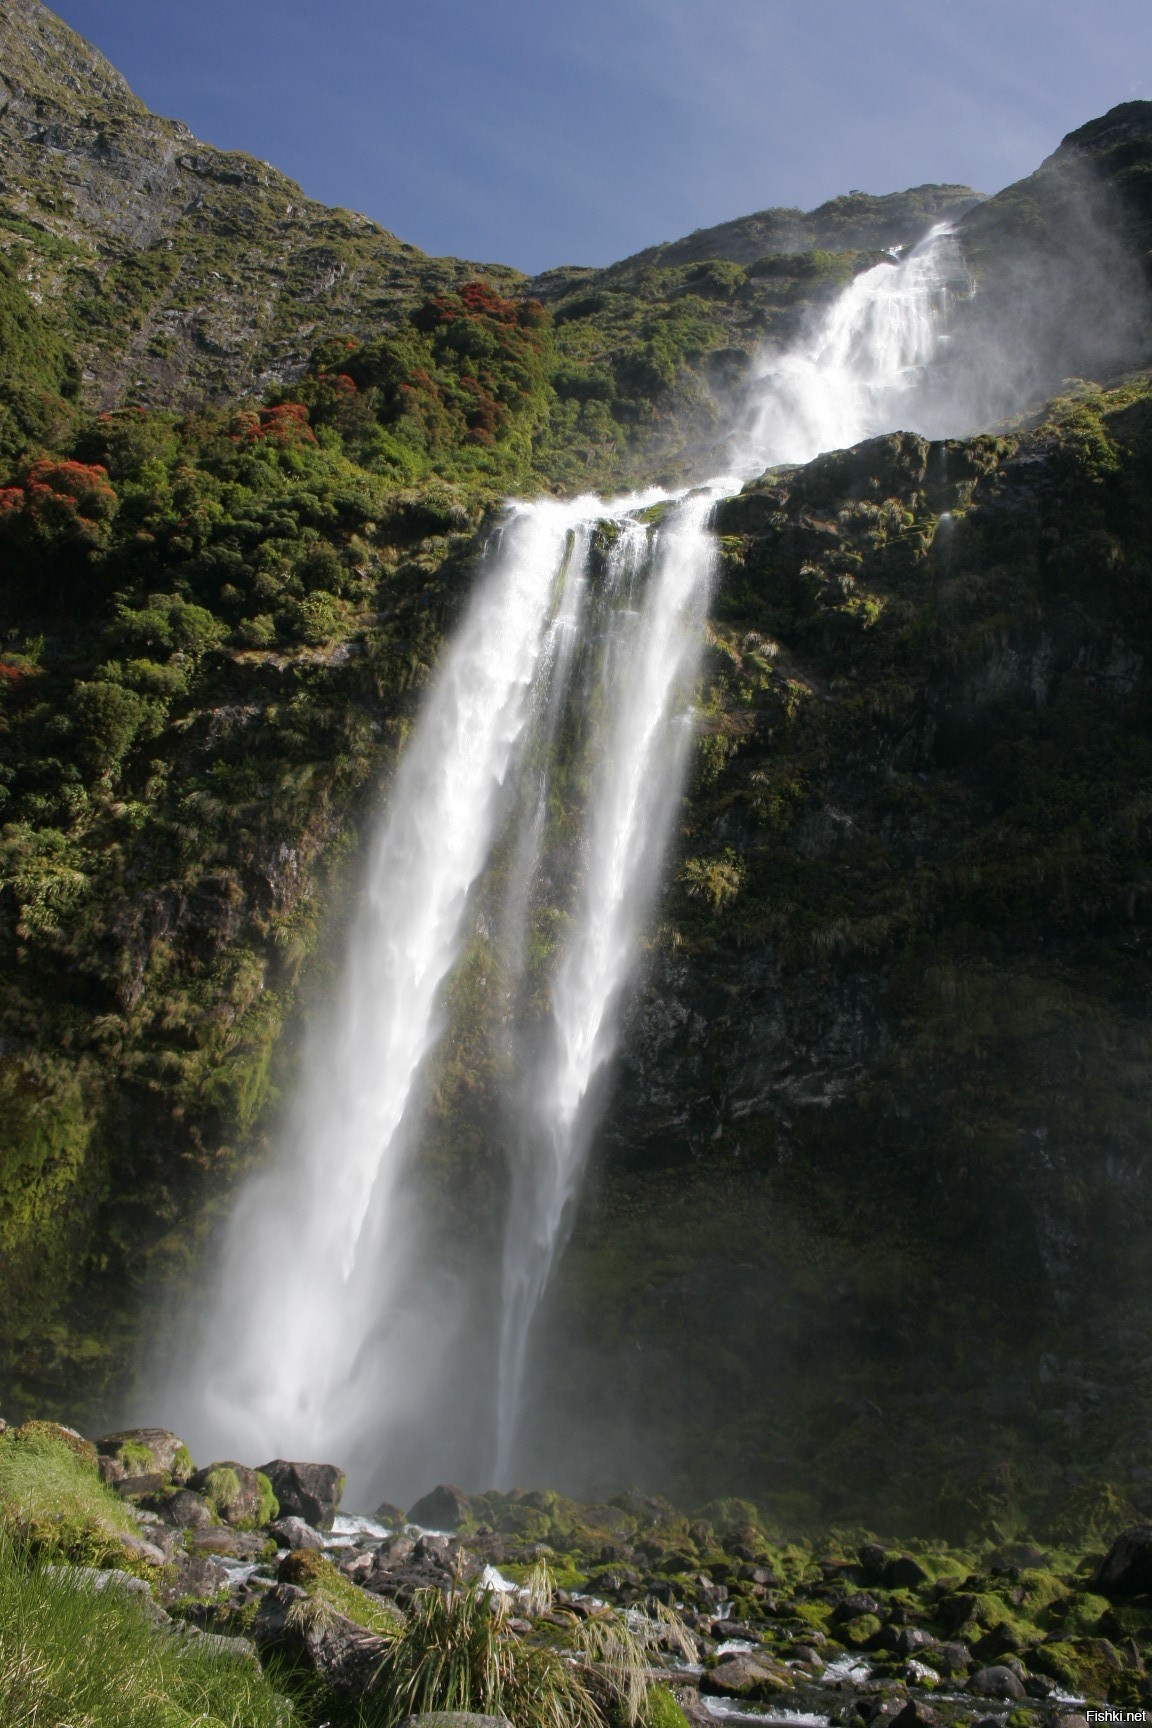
277;1548;402;1634
0;1421;138;1567
643;1686;691;1728
254;1469;279;1529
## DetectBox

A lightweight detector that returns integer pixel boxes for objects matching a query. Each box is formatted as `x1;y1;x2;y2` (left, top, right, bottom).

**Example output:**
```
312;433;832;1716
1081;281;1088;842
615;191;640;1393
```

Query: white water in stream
174;227;972;1495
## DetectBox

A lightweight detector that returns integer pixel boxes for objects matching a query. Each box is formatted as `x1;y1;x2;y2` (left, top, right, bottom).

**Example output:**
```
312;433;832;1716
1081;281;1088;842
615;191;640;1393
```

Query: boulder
700;1652;791;1699
259;1459;345;1530
115;1472;170;1499
269;1514;326;1551
96;1428;192;1481
407;1484;471;1530
147;1489;215;1530
884;1555;929;1588
935;1641;974;1675
1092;1525;1152;1598
896;1627;938;1656
188;1461;276;1528
188;1527;266;1560
170;1623;260;1665
156;1552;231;1605
116;1530;167;1566
968;1665;1026;1701
253;1583;389;1693
399;1717;512;1728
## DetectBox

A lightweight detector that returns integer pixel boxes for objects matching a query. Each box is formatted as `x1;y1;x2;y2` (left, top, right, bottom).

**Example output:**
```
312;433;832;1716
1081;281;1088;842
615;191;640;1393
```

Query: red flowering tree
0;458;118;552
231;402;317;448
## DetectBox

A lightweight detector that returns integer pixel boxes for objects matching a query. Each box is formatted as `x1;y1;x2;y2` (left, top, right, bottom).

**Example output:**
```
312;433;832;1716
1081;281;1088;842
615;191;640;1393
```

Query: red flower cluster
0;459;118;528
233;403;317;447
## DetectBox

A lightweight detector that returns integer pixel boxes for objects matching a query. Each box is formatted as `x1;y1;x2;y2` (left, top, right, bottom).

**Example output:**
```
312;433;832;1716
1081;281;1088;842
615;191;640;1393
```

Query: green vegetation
0;1419;139;1566
0;1531;301;1728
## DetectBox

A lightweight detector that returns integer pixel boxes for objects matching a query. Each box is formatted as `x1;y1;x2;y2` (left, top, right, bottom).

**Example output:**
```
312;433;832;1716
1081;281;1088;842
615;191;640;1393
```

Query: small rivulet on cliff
1;0;1152;1557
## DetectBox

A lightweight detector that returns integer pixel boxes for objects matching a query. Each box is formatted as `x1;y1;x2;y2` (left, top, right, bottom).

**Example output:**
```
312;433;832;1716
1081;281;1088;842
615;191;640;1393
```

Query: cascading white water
494;488;723;1480
173;225;971;1495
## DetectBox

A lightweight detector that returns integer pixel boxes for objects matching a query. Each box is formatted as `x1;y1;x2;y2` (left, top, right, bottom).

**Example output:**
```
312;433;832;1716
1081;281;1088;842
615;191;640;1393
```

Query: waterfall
172;226;971;1496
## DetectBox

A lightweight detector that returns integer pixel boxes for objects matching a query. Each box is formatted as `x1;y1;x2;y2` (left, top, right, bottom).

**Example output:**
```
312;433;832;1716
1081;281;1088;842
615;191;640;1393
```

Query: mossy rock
643;1686;692;1728
841;1613;883;1647
11;1420;97;1469
188;1462;278;1530
1029;1636;1124;1698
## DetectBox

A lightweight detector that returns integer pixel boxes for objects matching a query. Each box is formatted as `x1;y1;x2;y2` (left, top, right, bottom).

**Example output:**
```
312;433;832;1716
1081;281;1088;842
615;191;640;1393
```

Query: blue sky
50;0;1152;275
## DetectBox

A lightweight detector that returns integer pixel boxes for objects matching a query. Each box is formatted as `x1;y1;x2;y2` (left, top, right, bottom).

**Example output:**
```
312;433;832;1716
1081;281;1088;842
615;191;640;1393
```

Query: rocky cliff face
517;400;1152;1532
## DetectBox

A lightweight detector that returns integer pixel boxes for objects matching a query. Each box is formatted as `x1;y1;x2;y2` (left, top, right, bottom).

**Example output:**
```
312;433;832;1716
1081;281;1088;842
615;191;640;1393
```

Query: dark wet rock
935;1641;975;1675
115;1471;170;1499
270;1514;326;1551
1093;1526;1152;1598
884;1555;929;1589
969;1664;1027;1700
890;1702;939;1728
700;1651;792;1698
398;1715;513;1728
711;1619;760;1641
188;1461;272;1528
254;1583;389;1693
96;1428;193;1481
156;1552;231;1605
988;1543;1050;1570
408;1484;472;1530
973;1620;1025;1660
374;1500;408;1527
260;1459;345;1530
146;1489;215;1530
836;1591;882;1620
859;1542;888;1581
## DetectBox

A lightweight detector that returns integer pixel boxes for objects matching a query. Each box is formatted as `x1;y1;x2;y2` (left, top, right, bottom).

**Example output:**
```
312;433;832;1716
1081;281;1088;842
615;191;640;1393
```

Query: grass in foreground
0;1532;301;1728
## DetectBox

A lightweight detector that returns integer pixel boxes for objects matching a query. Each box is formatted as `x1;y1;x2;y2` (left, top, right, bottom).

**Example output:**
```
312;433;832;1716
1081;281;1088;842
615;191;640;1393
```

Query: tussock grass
0;1532;300;1728
364;1577;657;1728
0;1422;140;1566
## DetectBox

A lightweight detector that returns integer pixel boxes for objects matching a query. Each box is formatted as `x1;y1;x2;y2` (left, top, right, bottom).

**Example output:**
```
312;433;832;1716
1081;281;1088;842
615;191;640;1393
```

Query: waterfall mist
157;201;1142;1505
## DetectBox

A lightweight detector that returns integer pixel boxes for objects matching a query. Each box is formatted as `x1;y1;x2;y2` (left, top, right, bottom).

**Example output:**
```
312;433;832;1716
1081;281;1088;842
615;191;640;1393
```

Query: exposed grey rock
171;1624;260;1665
700;1652;791;1698
147;1489;215;1530
116;1530;166;1565
156;1552;231;1605
408;1484;471;1530
969;1665;1027;1700
188;1527;266;1560
398;1716;513;1728
270;1515;326;1551
259;1459;345;1530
